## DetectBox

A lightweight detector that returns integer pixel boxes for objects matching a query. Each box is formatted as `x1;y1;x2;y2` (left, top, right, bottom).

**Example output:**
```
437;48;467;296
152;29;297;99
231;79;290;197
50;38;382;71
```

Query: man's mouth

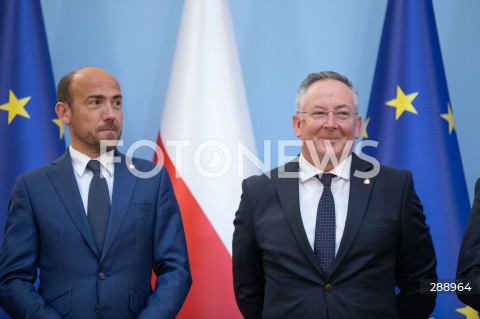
320;137;340;141
98;124;118;132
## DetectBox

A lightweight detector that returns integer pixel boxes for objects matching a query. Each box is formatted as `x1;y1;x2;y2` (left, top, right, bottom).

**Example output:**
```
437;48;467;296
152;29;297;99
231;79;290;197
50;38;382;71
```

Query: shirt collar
299;153;352;183
69;145;115;177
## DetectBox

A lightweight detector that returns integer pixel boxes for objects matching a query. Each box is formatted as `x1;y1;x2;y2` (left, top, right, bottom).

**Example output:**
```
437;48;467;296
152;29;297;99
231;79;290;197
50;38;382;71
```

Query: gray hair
295;71;358;113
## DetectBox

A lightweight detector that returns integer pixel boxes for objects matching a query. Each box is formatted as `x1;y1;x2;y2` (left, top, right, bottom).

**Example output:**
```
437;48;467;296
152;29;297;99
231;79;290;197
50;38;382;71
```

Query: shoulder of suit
375;164;411;177
243;157;414;187
243;160;297;185
119;154;163;173
18;151;69;180
474;177;480;195
366;163;413;187
352;153;411;178
21;162;57;180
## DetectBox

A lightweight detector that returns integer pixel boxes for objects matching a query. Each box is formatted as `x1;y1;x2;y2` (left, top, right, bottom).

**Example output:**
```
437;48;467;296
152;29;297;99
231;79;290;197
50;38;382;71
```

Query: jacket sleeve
395;172;437;319
137;168;192;319
0;176;62;319
456;178;480;310
232;178;265;319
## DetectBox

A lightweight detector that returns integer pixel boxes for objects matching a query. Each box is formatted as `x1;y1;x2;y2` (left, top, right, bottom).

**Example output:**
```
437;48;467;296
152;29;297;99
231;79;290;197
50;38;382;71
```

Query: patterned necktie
314;173;336;276
87;160;110;255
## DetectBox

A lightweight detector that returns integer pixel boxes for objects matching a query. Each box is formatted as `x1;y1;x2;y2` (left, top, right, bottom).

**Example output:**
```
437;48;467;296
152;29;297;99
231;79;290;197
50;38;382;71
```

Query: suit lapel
101;153;137;260
273;160;325;277
332;154;374;273
47;151;99;256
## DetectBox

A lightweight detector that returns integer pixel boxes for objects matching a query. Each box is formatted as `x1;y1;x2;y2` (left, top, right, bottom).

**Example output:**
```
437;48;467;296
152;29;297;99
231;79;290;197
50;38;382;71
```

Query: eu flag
0;1;65;317
364;0;472;317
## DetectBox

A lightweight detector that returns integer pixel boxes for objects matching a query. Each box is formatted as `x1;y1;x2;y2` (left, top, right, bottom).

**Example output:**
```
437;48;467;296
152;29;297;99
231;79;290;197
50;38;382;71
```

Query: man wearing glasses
232;71;437;319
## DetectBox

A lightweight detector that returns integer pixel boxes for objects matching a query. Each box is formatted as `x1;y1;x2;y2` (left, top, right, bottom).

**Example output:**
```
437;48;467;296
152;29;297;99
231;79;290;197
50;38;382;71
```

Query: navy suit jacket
456;178;480;310
0;150;191;319
233;154;437;319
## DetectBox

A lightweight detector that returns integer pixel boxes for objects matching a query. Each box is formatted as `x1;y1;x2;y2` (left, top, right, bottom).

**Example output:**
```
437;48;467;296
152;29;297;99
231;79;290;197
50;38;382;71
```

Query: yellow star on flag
0;90;31;124
386;86;419;120
362;116;370;139
52;118;64;139
440;103;456;134
456;305;479;319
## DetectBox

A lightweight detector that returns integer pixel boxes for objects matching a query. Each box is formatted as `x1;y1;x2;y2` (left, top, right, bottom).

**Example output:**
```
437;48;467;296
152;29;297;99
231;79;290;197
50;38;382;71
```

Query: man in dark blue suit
456;178;480;310
0;66;191;318
232;71;437;318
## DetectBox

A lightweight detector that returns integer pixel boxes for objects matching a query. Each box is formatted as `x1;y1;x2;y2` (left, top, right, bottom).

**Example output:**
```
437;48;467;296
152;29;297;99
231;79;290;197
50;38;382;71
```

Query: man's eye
313;112;326;116
338;112;350;116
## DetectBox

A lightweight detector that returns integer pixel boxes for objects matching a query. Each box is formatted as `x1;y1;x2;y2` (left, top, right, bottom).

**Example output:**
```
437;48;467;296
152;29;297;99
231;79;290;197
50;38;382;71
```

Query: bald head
57;66;119;107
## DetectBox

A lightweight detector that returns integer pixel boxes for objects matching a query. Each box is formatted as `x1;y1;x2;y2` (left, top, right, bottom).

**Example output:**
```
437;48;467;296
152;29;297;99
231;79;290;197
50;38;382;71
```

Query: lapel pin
363;178;370;185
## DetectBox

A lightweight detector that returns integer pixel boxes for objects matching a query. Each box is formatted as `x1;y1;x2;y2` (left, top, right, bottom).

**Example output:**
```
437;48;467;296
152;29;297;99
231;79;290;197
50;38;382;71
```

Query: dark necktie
314;173;336;276
87;160;110;255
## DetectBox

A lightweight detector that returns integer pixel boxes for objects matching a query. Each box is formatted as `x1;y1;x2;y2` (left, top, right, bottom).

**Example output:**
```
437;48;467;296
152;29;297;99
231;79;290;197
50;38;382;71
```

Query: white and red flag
156;0;257;317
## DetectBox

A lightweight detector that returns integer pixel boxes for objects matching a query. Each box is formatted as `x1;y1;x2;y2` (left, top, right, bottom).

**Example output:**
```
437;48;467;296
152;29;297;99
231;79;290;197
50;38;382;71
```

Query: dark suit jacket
456;178;480;310
233;154;437;319
0;150;191;319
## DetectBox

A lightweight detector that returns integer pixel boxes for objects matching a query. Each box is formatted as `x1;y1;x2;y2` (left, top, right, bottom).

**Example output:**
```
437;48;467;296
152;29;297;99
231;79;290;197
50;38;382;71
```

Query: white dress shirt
69;146;115;215
298;153;352;255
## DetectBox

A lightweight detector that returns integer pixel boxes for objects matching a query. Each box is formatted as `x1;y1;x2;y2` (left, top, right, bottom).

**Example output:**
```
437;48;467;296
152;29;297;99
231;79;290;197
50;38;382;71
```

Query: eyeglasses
296;110;358;122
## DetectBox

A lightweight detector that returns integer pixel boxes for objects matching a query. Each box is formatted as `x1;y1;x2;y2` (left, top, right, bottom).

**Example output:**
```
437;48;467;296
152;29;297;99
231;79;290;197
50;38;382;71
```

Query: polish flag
155;0;257;317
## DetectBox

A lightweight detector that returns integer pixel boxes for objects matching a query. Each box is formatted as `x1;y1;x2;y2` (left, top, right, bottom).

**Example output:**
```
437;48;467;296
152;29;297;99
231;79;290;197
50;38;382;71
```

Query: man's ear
55;102;72;125
354;115;362;139
293;114;302;138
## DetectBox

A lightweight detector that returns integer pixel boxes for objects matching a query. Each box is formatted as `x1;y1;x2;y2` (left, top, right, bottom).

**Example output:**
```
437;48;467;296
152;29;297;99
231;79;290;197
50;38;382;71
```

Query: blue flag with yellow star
0;1;65;317
364;0;472;317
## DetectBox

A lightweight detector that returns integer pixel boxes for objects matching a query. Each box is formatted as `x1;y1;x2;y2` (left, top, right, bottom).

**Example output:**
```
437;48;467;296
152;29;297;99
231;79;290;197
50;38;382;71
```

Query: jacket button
95;305;102;313
98;272;106;280
325;284;333;292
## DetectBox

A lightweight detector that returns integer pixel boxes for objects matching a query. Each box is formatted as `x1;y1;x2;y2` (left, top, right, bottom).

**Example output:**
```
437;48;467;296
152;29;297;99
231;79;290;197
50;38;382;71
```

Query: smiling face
55;67;123;157
292;79;361;171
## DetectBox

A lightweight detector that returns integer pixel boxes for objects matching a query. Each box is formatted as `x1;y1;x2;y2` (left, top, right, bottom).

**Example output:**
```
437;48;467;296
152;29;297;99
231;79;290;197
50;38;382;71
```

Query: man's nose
324;111;337;128
102;103;116;119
